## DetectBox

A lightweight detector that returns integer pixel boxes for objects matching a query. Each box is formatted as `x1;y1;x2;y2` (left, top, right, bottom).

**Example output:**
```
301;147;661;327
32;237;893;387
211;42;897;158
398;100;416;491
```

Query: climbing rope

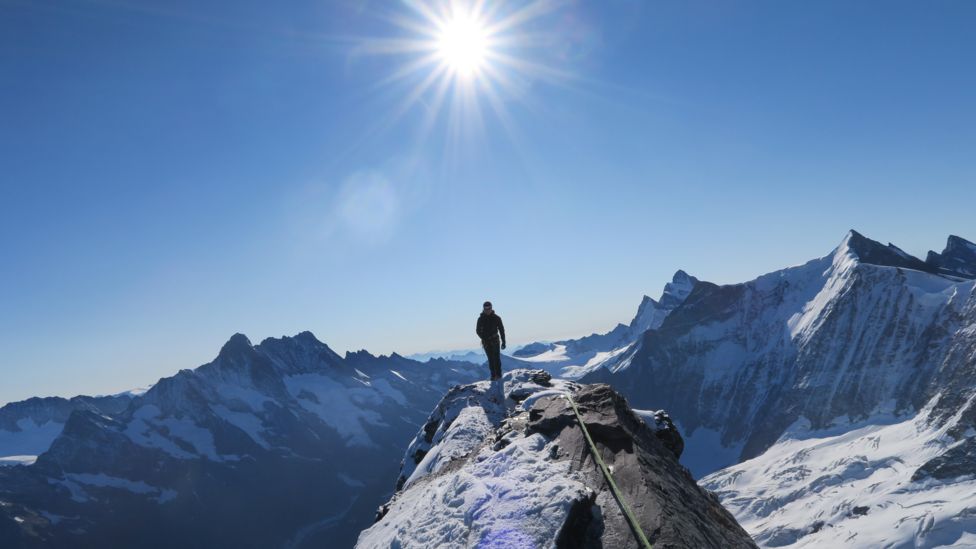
562;393;654;549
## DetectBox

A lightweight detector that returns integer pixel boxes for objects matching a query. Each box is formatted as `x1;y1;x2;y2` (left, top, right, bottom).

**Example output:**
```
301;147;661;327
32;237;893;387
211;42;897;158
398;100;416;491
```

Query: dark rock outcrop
912;437;976;481
528;384;753;548
926;235;976;278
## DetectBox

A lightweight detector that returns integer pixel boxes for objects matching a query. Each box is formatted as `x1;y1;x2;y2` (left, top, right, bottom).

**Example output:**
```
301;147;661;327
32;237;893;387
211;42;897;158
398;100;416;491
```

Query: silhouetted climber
476;301;506;381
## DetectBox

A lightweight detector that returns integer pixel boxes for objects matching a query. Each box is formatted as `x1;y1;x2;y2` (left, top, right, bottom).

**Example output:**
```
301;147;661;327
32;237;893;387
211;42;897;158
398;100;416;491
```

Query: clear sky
2;0;975;405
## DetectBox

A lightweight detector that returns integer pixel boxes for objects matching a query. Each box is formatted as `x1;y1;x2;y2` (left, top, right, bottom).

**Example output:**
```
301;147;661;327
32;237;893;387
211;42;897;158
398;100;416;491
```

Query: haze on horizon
2;0;974;406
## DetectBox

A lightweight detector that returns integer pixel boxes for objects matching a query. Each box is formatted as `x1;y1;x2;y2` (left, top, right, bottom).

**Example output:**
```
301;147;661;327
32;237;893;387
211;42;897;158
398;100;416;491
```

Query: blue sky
2;0;974;405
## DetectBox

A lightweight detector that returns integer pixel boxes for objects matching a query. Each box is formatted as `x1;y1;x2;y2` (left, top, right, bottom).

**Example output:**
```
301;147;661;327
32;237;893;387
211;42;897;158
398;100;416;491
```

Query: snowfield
703;396;976;548
364;425;588;548
358;373;588;548
0;418;64;467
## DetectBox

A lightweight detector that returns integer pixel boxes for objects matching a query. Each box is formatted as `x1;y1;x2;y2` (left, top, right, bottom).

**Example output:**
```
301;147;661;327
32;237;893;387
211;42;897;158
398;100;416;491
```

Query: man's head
483;301;493;313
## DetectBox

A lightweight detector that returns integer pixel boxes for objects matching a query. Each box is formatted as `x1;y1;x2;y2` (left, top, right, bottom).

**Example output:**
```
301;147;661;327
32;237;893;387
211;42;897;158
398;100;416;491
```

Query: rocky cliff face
0;332;481;549
358;370;756;548
926;235;976;278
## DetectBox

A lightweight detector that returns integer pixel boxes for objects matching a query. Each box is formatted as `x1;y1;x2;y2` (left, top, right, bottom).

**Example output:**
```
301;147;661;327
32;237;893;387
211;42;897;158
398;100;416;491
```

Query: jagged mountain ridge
406;349;484;364
0;331;482;548
358;370;757;548
927;235;976;278
0;394;134;467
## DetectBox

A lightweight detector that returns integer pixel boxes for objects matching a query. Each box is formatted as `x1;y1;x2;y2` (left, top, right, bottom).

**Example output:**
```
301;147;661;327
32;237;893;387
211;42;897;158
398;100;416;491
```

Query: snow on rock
560;342;635;379
65;473;176;504
284;373;390;447
123;404;197;460
927;235;976;279
358;369;756;549
394;369;567;491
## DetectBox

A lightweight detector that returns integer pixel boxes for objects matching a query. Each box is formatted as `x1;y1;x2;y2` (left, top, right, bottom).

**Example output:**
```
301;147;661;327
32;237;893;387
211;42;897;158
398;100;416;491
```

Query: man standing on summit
476;301;506;381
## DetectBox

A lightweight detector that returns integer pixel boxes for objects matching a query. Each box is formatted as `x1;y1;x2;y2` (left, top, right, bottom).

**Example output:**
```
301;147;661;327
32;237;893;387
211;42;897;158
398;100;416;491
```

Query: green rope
563;394;654;549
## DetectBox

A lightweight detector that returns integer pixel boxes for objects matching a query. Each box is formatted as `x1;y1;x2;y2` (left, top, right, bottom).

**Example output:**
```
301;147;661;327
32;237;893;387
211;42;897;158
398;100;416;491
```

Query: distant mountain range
405;349;484;364
0;332;481;548
509;269;700;379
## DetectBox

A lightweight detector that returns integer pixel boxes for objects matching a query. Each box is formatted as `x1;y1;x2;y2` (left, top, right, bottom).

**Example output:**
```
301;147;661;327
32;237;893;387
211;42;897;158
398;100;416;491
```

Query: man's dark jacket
476;312;506;346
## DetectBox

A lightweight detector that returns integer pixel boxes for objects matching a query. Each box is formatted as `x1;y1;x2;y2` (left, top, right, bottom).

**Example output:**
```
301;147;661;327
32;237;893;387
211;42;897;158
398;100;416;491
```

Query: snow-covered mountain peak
628;294;659;329
293;329;320;341
946;234;976;252
217;332;254;359
257;331;344;374
345;349;377;361
660;268;698;306
258;330;332;352
192;332;284;391
834;229;931;273
831;230;976;282
631;269;699;331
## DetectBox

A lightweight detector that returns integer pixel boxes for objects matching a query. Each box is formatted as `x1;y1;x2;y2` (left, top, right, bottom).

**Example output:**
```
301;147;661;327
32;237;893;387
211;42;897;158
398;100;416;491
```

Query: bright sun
359;0;571;147
436;15;488;76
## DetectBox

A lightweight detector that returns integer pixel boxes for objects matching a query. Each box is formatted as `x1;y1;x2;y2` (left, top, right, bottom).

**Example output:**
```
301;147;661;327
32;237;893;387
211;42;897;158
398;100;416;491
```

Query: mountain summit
358;370;756;548
840;229;976;279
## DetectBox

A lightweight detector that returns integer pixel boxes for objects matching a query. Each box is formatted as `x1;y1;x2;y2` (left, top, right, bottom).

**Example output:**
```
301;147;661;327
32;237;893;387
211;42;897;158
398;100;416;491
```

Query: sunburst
356;0;571;150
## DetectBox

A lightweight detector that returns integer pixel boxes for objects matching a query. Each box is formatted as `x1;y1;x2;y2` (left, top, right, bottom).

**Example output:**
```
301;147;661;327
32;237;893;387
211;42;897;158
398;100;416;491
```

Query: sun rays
355;0;573;153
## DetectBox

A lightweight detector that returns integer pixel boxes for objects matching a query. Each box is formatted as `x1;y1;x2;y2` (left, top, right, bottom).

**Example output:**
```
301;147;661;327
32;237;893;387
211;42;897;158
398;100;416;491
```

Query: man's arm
476;316;484;340
497;316;506;348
